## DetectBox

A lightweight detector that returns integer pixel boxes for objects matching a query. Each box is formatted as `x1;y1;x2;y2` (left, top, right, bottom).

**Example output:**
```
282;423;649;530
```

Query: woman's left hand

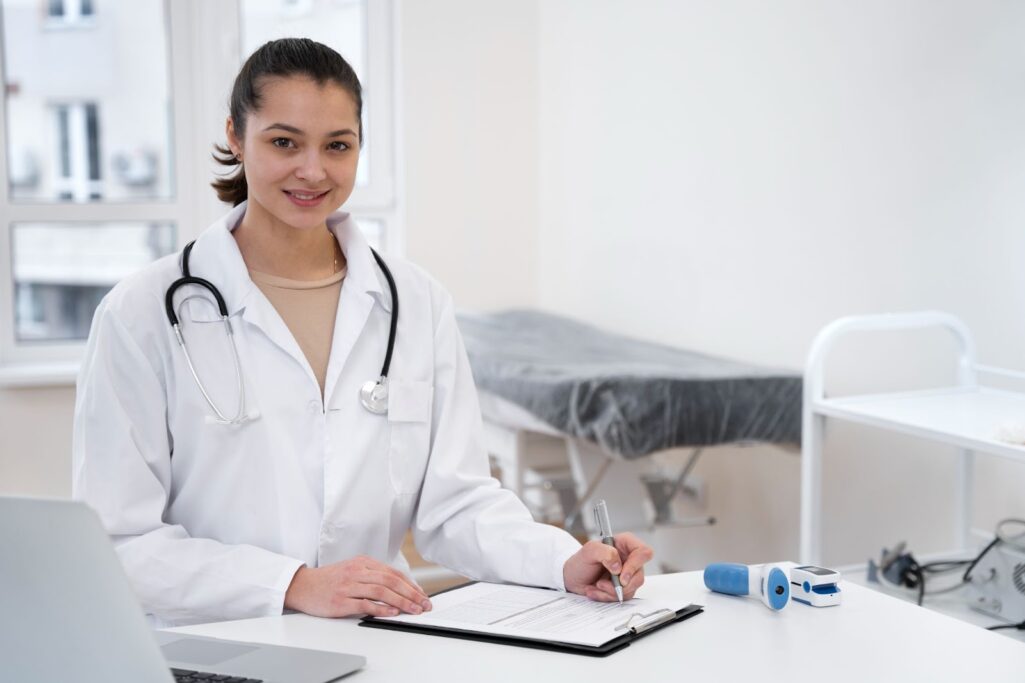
562;532;654;602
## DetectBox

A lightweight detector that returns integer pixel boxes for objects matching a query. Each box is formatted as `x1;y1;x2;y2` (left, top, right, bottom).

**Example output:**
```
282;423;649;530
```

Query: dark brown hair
211;38;364;206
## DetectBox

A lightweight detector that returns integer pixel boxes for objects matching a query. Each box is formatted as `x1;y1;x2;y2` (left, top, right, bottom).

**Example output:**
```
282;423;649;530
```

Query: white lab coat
72;202;580;627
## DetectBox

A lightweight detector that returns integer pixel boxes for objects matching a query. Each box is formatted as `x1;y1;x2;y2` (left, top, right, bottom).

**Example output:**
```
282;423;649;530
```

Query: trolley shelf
814;386;1025;464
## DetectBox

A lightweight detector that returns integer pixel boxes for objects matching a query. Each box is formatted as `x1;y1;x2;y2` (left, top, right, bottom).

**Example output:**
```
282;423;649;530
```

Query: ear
225;117;241;158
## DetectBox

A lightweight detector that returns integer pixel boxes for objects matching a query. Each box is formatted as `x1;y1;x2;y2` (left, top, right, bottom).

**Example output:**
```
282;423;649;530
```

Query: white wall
0;386;75;497
399;0;540;310
536;0;1025;566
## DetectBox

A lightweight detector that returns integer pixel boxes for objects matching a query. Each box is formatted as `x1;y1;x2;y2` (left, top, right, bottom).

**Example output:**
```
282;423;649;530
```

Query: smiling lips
284;189;330;207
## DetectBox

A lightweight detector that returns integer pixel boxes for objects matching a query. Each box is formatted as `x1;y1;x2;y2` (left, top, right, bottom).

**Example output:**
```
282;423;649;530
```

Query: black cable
920;560;971;573
913;563;926;606
887;539;997;607
962;537;1001;584
987;621;1025;632
877;518;1025;609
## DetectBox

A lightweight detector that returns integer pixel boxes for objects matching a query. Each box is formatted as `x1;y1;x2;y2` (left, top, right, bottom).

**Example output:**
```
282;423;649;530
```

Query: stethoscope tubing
165;238;398;420
369;248;398;380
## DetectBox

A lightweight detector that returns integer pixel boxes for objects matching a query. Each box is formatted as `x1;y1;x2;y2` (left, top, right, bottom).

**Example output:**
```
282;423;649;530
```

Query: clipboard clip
613;608;676;634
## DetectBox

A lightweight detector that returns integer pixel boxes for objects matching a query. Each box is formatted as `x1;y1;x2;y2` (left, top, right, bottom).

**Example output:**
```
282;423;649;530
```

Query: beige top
249;266;347;397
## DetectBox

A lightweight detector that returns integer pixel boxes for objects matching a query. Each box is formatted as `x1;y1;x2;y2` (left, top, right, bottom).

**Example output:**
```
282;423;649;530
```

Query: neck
233;202;345;280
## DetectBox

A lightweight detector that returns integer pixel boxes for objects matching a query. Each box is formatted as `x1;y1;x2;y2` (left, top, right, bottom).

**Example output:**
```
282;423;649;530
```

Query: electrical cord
988;621;1025;632
872;555;962;605
921;560;971;573
874;518;1025;608
960;537;1001;585
958;518;1025;585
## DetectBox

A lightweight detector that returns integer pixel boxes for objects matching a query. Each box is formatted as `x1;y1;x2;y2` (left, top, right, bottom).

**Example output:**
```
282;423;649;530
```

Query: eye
271;137;295;149
328;140;349;152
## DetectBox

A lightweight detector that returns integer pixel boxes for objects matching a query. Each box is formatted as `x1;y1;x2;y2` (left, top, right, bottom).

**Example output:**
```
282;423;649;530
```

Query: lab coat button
307;400;320;413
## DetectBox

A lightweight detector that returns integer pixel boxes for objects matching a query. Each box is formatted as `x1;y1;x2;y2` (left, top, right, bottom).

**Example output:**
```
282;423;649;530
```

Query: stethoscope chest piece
360;377;389;415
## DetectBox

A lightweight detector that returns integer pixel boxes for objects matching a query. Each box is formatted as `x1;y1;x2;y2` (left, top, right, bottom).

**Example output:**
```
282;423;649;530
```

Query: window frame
0;0;400;385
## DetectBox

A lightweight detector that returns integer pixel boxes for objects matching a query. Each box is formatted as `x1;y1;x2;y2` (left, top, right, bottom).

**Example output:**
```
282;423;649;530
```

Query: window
53;102;102;201
45;0;95;27
12;221;175;341
0;0;179;371
0;0;398;381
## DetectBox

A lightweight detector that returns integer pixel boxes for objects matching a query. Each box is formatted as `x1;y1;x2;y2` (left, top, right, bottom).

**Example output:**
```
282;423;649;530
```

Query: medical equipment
965;519;1025;624
789;565;841;607
593;499;624;603
457;310;801;535
968;542;1025;623
866;519;1025;627
165;240;399;421
703;562;790;611
459;310;801;459
357;250;399;415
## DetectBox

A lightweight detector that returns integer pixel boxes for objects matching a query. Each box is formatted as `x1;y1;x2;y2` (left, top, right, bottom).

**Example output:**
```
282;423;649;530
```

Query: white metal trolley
801;310;1025;565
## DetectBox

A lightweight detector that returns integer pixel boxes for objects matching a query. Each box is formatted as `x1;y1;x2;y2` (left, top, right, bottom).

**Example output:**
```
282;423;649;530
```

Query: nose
295;149;327;183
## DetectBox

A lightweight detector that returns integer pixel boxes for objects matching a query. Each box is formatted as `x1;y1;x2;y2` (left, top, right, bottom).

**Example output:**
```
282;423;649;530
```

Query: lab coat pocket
387;379;433;495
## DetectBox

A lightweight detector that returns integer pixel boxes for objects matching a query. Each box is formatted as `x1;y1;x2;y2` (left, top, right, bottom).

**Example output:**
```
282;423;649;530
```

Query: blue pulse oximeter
790;565;842;607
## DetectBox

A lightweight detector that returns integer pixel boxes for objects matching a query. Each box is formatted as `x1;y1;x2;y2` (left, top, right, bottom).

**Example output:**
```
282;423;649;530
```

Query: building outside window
53;102;102;201
0;0;397;380
47;0;94;25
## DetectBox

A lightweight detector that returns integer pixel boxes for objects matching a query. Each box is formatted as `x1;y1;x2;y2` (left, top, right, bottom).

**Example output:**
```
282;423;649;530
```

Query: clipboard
359;582;704;657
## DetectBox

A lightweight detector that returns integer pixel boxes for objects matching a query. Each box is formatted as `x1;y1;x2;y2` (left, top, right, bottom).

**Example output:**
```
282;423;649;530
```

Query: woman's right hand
283;555;432;618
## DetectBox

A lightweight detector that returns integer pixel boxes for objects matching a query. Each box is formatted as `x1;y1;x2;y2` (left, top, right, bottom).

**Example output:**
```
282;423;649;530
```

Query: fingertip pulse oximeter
790;565;841;607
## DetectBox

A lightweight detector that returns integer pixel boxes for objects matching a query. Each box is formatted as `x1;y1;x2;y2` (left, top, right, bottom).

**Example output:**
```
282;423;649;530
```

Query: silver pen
593;499;624;603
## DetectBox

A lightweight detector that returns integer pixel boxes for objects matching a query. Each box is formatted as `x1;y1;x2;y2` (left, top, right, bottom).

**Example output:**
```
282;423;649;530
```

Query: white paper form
373;582;692;647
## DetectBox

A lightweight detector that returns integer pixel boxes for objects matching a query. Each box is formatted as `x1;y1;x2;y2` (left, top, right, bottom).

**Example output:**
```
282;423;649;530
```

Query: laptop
0;496;365;683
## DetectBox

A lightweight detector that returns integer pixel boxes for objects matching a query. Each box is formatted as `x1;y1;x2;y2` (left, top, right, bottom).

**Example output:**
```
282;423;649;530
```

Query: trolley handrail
803;311;977;406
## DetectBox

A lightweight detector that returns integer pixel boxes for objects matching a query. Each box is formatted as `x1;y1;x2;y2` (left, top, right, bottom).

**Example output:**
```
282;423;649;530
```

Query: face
226;76;361;231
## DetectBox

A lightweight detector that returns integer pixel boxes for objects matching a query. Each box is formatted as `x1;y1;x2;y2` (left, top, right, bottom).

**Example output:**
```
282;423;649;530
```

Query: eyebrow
263;123;357;137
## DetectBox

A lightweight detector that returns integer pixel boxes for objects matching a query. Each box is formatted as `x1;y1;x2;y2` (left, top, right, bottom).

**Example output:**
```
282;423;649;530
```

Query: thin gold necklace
332;240;343;274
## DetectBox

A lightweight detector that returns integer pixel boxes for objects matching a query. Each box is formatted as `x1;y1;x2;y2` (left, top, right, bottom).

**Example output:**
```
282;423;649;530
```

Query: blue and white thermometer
703;563;790;611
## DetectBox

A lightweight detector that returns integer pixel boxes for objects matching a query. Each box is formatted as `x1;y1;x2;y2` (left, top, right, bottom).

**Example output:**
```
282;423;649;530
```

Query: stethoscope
164;239;399;424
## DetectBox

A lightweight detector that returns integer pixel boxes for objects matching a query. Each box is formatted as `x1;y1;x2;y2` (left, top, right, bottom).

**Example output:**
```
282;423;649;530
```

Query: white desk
169;572;1025;682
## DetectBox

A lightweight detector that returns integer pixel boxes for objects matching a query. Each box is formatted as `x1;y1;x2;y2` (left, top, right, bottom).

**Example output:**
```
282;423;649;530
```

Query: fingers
352;598;401;618
583;540;623;575
574;534;653;604
583;568;645;602
363;569;432;614
354;556;431;610
592;578;620;601
620;568;645;599
614;533;654;588
585;586;620;602
349;581;428;615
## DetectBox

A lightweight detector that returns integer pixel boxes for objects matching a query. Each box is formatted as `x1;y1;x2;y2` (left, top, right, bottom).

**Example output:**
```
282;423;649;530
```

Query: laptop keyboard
171;668;263;682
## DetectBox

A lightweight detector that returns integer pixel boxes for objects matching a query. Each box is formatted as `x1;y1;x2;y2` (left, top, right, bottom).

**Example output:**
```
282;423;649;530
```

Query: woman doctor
72;39;652;627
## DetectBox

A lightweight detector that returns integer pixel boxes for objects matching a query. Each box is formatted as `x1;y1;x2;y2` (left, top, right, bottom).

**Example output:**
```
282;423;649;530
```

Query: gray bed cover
456;310;802;459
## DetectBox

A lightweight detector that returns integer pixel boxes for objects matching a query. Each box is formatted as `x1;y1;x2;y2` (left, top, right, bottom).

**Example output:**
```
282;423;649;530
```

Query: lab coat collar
328;211;392;313
184;201;391;317
183;202;393;400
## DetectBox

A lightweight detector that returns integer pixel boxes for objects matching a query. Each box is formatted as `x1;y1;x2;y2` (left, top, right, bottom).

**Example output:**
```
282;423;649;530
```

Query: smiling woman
71;37;656;628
